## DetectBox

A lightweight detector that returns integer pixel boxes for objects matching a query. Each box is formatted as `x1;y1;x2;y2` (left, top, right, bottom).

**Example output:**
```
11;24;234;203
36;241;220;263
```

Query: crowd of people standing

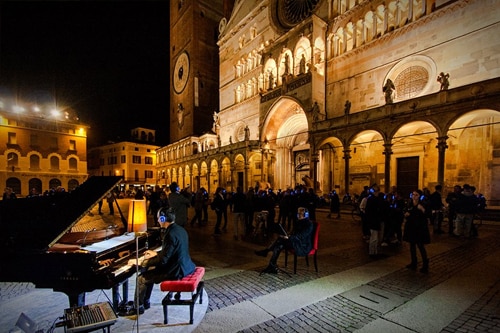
352;183;487;273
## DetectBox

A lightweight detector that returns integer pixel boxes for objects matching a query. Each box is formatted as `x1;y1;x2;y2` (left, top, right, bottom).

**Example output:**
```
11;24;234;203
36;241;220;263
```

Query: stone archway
446;109;500;205
261;98;309;190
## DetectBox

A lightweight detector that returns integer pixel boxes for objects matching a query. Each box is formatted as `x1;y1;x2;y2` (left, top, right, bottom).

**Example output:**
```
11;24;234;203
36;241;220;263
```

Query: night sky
0;1;171;147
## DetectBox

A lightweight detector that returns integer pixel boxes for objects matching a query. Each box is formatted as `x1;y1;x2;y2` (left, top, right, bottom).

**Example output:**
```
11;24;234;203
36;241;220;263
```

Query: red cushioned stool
159;266;205;324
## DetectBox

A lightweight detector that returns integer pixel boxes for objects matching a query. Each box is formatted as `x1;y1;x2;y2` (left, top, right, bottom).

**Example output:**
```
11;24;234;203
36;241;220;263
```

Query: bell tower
169;0;223;143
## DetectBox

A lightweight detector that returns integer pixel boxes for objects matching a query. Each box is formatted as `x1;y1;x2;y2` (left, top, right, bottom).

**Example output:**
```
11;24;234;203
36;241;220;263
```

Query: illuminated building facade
0;100;88;196
157;0;500;206
88;128;159;194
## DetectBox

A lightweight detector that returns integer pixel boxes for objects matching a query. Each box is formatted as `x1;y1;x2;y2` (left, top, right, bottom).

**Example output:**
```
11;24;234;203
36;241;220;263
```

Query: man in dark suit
123;207;195;315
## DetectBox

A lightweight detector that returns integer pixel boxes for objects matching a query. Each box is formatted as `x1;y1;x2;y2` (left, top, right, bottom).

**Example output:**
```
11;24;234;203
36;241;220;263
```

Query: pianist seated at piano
123;207;196;316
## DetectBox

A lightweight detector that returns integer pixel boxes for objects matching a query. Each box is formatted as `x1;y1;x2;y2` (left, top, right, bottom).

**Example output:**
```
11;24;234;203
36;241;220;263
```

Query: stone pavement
1;199;499;332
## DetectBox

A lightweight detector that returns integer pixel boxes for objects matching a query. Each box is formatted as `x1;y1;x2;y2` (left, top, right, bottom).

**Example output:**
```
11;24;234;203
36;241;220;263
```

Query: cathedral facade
157;0;500;206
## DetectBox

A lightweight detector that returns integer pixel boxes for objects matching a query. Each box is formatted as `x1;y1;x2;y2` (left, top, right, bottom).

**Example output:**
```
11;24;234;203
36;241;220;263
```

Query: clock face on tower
173;51;190;94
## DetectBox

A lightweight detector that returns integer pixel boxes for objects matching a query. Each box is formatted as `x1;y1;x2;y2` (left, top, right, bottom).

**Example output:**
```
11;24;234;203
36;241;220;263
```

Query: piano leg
64;291;86;307
112;279;129;311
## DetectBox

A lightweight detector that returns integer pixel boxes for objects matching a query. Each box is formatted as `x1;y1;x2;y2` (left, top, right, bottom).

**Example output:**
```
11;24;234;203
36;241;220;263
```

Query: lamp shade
127;199;147;233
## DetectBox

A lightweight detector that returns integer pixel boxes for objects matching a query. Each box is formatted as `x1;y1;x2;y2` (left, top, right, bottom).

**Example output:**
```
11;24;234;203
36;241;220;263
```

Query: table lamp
127;199;147;233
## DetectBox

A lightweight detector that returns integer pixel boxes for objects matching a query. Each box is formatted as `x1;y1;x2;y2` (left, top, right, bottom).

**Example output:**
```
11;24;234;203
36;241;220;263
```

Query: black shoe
143;301;150;310
254;249;269;257
118;303;144;316
262;264;278;274
131;305;145;315
406;263;417;270
420;259;429;273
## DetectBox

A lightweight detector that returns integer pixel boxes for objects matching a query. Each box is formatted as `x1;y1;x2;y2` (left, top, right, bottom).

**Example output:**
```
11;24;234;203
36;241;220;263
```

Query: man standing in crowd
445;185;462;235
454;184;479;238
232;186;246;240
430;185;445;234
168;182;191;227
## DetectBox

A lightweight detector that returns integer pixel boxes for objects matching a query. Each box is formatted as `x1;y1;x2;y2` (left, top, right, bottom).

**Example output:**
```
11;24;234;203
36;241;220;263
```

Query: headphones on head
297;207;309;219
157;207;175;223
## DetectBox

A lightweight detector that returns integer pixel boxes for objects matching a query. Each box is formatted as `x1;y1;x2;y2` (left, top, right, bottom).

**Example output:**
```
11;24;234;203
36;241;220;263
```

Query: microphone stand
134;230;148;333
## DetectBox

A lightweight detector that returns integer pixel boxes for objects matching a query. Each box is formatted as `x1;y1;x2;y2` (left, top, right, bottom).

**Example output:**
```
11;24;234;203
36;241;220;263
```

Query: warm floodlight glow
51;109;61;117
33;106;41;112
13;105;25;113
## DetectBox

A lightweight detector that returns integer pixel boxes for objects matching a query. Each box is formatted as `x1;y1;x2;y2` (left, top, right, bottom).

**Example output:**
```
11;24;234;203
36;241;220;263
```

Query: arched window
29;178;42;194
49;178;61;190
68;179;79;191
6;177;21;196
50;156;60;170
68;157;78;170
29;155;40;170
7;152;18;168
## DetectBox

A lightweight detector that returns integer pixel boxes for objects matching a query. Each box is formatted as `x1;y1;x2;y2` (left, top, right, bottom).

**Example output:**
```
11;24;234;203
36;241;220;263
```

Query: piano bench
159;266;205;324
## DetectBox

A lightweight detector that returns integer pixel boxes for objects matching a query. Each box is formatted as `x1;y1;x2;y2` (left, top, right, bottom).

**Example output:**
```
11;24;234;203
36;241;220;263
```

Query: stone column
230;166;235;192
311;152;320;192
436;136;448;185
244;163;250;192
383;143;393;194
343;148;352;195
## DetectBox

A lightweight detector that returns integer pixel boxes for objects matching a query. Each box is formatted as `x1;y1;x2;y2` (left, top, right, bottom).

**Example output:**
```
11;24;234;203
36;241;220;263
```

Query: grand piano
0;176;161;309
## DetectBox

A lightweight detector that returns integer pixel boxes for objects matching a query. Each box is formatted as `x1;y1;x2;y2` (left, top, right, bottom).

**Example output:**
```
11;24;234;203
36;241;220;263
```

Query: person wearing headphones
254;207;313;274
121;207;195;316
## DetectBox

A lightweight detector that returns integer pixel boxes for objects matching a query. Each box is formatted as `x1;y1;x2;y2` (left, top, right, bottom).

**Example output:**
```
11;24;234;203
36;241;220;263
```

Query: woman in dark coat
403;189;431;273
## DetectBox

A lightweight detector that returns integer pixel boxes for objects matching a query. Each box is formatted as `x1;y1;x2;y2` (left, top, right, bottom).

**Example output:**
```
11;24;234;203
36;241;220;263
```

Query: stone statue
284;53;290;75
229;136;232;144
344;100;351;115
268;70;274;90
311;102;320;122
177;103;184;129
437;72;450;91
244;125;250;141
213;111;220;135
299;54;306;74
383;79;395;104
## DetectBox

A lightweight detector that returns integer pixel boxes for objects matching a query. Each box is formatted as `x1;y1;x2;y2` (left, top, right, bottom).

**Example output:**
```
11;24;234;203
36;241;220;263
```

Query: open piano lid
0;176;123;253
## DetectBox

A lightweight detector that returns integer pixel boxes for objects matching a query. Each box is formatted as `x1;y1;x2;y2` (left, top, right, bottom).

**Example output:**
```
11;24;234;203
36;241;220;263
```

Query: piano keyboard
111;252;148;277
64;302;117;333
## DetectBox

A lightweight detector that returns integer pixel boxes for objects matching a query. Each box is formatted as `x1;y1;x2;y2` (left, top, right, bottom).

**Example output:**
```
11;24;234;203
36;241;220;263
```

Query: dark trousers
191;208;203;225
409;242;428;265
432;211;443;231
268;237;291;265
215;211;223;233
245;211;254;234
202;206;209;222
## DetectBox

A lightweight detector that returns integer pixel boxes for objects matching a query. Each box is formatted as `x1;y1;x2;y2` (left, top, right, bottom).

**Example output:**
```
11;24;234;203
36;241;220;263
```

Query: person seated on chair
121;207;196;316
254;207;313;274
